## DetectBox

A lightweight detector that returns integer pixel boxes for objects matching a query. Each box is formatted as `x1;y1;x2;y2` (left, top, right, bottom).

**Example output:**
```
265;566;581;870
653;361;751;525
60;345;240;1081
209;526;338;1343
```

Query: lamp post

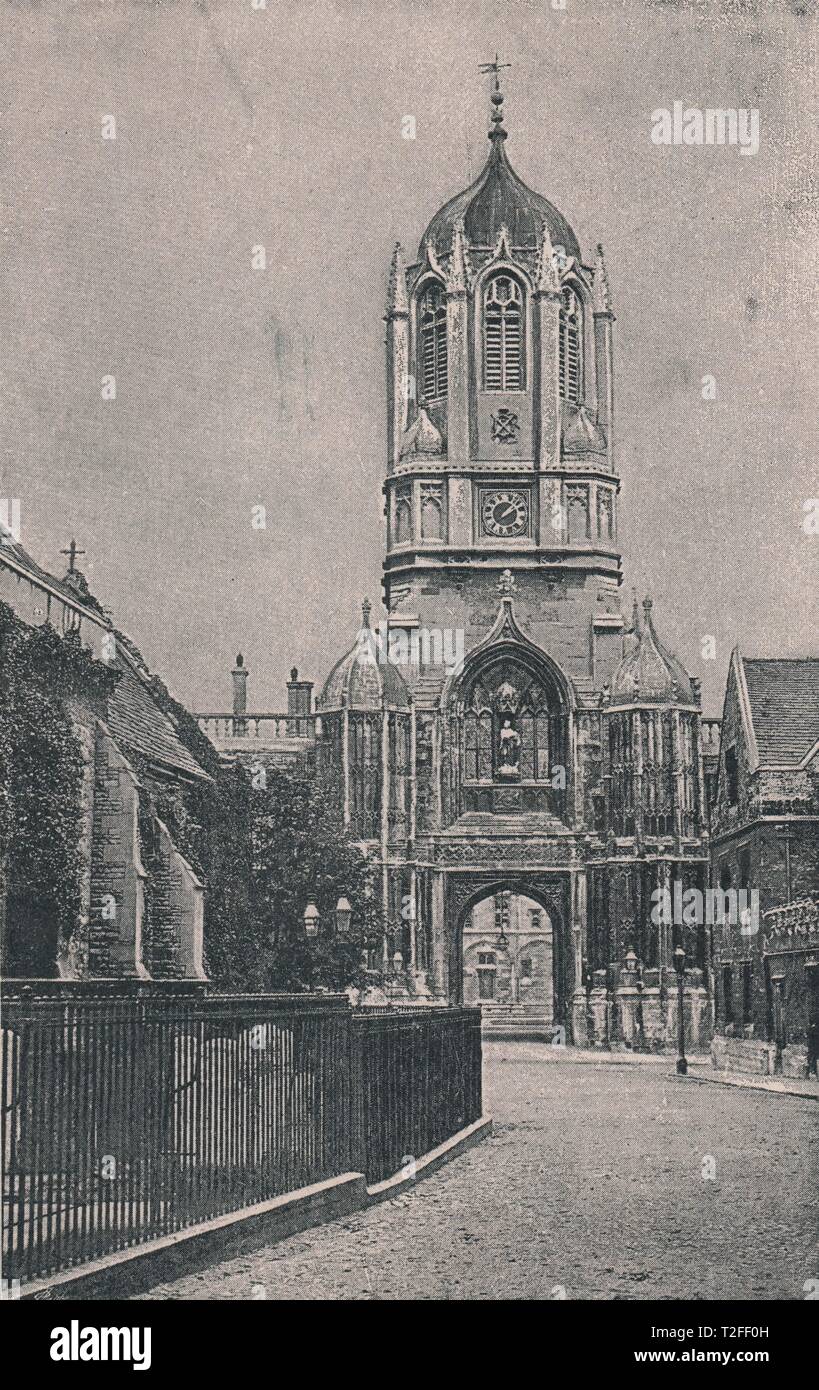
303;902;320;992
673;944;687;1075
335;896;352;934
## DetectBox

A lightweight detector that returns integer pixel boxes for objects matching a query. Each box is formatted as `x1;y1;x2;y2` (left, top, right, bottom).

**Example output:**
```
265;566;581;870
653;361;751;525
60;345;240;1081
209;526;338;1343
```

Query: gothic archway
445;872;571;1027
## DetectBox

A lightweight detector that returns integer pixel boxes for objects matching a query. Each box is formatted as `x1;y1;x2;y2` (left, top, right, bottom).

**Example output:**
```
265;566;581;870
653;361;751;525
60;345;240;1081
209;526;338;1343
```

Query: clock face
481;489;529;539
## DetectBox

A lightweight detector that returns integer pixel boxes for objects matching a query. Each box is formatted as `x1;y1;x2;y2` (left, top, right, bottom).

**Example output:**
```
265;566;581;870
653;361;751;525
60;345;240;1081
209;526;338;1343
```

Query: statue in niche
497;717;521;777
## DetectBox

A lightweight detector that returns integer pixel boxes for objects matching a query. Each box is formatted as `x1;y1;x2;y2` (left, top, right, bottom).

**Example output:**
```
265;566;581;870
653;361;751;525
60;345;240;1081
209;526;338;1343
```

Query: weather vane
478;54;512;95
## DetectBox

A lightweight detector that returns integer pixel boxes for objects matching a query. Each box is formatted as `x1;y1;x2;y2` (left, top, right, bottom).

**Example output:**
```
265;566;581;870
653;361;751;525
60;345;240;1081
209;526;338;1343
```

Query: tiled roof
0;523;99;615
742;658;819;766
1;524;210;783
107;653;211;782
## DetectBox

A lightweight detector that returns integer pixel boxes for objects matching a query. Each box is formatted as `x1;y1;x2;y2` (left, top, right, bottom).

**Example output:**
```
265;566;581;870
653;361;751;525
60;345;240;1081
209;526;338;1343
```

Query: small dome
612;598;695;704
420;94;580;261
318;601;410;711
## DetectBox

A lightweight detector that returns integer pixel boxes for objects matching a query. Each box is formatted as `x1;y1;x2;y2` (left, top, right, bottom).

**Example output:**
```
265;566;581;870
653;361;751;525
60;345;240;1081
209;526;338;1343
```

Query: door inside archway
462;891;554;1021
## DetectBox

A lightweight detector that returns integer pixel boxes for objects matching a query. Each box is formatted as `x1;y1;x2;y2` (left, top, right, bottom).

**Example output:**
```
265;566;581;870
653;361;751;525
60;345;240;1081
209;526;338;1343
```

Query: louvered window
559;285;582;403
483;275;524;390
419;282;447;401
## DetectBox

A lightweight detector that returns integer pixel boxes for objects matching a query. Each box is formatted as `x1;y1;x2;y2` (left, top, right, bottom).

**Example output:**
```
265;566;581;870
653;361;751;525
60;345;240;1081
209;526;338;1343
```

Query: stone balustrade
196;712;319;742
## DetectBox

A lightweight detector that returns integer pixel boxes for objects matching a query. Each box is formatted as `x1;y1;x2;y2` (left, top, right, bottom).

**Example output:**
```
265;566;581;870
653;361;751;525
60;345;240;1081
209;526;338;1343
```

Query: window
478;952;496;967
419;282;447;401
559;284;582;403
725;746;739;806
520;957;532;980
484;275;524;390
529;909;542;932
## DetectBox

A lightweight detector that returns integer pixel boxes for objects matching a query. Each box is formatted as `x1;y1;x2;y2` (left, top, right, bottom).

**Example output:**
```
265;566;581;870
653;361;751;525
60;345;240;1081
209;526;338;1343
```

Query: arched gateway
448;877;570;1030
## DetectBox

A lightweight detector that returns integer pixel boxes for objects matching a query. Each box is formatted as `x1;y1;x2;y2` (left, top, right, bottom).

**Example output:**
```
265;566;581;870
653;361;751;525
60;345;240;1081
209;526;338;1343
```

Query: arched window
483;275;524;391
559;284;583;404
419;282;447;401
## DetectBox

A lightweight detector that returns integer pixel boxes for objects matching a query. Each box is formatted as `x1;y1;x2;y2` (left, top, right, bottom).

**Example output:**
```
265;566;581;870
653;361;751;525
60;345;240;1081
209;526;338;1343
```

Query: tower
312;68;709;1047
383;75;623;694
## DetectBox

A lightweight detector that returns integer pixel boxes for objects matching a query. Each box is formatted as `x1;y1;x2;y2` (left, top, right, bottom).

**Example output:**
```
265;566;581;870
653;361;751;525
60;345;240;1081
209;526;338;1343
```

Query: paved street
138;1043;818;1301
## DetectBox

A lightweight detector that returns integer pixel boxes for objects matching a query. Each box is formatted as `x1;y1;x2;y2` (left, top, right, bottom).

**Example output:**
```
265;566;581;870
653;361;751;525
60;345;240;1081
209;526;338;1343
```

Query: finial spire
361;597;372;629
535;220;559;293
447;219;470;293
386;242;409;316
479;54;511;142
593;243;612;314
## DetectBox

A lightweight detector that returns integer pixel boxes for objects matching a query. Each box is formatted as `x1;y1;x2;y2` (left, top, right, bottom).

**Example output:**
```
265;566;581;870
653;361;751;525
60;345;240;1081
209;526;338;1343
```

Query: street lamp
335;896;352;934
673;944;688;1075
303;902;320;993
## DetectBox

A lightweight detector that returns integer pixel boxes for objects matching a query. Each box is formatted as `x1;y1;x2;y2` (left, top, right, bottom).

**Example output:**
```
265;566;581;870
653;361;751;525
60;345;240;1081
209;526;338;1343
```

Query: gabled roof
0;521;102;620
107;649;211;783
741;657;819;768
1;522;210;783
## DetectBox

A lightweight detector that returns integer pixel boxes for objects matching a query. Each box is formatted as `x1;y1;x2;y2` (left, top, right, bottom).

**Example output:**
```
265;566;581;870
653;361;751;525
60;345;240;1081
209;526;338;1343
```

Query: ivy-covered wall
1;598;383;991
0;602;116;976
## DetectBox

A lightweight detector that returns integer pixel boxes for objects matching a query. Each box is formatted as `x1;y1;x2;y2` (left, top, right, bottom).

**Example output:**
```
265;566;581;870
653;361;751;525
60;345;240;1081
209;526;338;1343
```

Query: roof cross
60;538;86;574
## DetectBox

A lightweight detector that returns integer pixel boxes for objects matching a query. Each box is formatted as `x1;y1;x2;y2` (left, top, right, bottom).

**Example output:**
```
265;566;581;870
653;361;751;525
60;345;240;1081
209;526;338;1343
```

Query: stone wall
89;723;149;979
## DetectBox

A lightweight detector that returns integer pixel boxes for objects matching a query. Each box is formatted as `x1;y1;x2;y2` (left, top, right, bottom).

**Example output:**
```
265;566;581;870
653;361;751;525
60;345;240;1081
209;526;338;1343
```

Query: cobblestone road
138;1044;818;1301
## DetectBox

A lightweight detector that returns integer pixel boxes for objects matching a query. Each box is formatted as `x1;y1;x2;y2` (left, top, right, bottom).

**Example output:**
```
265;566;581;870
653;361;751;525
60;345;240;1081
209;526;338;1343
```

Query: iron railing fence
1;990;482;1284
353;1006;483;1185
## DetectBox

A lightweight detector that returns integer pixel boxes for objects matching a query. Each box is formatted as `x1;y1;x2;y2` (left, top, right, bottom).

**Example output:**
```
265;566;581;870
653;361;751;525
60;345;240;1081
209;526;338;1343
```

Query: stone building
203;80;712;1051
709;651;819;1077
0;526;210;982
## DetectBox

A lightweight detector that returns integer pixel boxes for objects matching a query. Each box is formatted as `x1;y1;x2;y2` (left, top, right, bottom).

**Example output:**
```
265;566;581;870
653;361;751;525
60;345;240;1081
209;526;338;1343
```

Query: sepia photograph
1;0;817;1359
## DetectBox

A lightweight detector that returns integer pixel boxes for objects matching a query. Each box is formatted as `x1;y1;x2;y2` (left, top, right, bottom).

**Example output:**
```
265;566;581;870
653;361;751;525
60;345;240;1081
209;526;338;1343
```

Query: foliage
0;604;115;973
141;673;382;991
251;766;384;992
0;601;381;992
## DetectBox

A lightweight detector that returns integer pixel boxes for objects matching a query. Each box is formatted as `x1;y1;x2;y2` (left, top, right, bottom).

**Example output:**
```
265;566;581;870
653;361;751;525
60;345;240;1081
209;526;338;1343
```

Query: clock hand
498;505;517;523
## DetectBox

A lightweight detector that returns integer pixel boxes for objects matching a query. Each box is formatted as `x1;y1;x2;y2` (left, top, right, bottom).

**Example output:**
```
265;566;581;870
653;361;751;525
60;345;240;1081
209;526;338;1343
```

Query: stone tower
309;72;711;1049
383;76;623;693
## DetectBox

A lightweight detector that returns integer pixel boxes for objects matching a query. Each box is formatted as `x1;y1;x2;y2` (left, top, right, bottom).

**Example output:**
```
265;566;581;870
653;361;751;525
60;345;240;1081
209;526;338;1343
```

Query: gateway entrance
463;891;554;1022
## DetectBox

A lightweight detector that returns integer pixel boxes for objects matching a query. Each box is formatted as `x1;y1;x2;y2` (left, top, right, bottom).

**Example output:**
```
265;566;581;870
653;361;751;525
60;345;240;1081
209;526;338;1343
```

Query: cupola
420;86;580;260
317;599;410;711
611;597;695;704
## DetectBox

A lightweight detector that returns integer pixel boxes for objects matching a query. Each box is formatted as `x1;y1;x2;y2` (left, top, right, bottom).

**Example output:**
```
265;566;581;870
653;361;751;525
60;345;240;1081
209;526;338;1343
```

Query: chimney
287;666;313;731
232;654;248;718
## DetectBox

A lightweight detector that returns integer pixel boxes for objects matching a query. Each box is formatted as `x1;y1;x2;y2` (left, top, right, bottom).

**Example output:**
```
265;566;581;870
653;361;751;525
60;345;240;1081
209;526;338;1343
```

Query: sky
1;0;817;718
